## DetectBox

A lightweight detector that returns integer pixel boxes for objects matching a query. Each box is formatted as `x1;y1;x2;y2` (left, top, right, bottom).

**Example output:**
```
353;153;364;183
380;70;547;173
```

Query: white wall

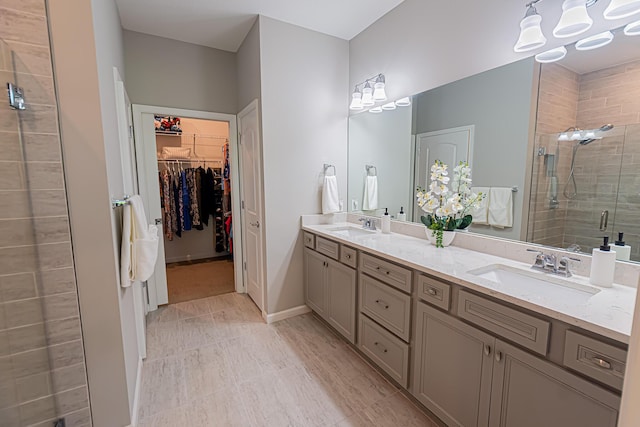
413;58;536;241
259;16;349;313
348;107;413;217
48;0;135;425
123;30;238;114
237;18;261;112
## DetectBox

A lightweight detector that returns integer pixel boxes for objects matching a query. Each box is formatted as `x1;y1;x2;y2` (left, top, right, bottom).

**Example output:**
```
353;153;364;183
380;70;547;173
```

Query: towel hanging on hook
323;163;336;176
365;165;377;176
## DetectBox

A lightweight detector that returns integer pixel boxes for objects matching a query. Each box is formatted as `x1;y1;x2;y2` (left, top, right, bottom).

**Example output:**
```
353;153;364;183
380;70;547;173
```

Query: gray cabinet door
489;340;620;427
304;248;327;317
413;302;494;427
327;259;357;344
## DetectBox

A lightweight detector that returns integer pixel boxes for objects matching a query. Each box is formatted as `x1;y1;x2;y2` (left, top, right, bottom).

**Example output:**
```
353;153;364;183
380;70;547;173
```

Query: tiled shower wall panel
0;1;91;426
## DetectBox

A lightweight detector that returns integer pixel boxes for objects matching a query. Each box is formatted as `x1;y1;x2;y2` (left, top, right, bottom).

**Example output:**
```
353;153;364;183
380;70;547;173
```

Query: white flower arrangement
416;160;485;247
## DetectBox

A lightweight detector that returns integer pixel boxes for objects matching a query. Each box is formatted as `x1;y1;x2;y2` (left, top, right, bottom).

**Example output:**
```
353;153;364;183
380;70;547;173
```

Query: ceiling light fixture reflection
535;46;568;63
381;102;397;110
369;106;383;114
554;0;593;38
604;0;640;19
575;30;614;50
395;97;411;107
349;87;363;110
624;19;640;34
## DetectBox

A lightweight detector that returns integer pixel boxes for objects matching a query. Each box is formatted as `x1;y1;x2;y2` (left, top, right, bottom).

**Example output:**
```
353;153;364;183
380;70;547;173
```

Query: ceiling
115;0;406;52
560;28;640;75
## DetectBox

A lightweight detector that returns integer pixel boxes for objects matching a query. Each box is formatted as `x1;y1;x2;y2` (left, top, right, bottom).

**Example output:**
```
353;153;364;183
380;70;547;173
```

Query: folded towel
362;176;379;211
488;187;513;228
322;175;340;214
121;195;160;287
471;187;490;225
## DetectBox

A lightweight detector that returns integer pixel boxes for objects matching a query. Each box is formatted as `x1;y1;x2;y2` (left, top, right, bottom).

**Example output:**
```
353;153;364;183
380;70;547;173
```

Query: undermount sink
467;264;601;303
327;226;376;238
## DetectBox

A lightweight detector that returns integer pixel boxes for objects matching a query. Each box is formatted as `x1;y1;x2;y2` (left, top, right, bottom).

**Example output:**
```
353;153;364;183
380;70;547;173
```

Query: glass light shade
369;106;383;113
381;102;396;110
514;13;547;52
395;97;411;107
571;130;583;140
553;0;593;38
535;46;568;63
558;133;570;141
576;31;614;50
624;20;640;35
361;83;375;106
349;91;363;110
373;82;387;101
584;130;596;138
604;0;640;19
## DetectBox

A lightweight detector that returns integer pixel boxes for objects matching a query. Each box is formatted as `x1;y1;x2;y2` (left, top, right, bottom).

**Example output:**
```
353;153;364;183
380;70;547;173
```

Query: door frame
131;104;243;310
237;99;267;317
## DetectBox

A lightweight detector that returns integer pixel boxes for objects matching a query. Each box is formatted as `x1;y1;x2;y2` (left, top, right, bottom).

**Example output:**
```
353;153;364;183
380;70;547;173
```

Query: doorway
132;106;243;310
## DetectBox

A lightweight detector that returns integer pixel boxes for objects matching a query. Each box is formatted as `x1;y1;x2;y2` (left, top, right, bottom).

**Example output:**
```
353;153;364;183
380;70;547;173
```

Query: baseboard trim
131;357;143;426
264;305;311;324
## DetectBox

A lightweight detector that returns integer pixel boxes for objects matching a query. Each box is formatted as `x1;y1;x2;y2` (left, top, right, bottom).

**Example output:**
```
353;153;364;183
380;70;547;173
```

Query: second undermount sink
327;226;376;238
467;264;601;303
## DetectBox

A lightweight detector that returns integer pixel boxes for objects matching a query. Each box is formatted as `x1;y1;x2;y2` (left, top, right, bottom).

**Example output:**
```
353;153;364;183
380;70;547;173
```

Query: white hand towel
471;187;489;225
362;176;379;211
121;195;159;287
488;187;513;228
322;175;341;214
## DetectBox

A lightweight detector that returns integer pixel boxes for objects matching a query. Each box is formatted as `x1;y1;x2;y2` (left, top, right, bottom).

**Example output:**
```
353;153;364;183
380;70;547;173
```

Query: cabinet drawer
457;290;550;356
417;274;451;311
340;246;357;269
315;236;339;260
360;274;411;341
303;232;315;249
564;330;626;391
359;314;409;388
360;253;412;293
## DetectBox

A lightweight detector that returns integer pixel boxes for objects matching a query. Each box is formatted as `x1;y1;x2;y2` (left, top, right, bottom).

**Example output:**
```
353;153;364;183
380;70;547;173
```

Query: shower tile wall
0;1;91;426
528;63;578;248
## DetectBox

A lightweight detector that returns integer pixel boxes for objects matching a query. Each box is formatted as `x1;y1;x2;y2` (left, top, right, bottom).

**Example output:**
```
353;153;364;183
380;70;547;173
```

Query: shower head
599;124;614;132
578;138;596;146
577;124;614;145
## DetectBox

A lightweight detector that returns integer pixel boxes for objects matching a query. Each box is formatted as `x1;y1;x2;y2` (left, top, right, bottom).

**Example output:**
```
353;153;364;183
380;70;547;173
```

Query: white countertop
302;222;636;344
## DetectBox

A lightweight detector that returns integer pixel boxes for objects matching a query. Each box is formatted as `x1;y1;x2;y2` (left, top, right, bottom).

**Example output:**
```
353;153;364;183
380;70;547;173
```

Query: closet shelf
155;130;182;136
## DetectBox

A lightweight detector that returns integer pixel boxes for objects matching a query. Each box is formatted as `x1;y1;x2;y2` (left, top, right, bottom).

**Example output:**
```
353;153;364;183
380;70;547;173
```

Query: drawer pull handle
484;344;492;356
592;357;612;370
495;351;503;363
346;254;351;259
427;288;437;296
375;299;390;309
374;341;388;353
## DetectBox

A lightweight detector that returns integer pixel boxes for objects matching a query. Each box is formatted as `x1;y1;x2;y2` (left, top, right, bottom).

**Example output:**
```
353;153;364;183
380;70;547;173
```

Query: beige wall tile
10;348;50;378
26;161;64;190
5;40;52;76
0;161;25;190
0;101;18;132
46;317;81;346
0;405;20;425
38;242;73;270
0;303;6;330
4;297;43;328
50;363;86;393
38;268;76;296
31;190;69;217
60;407;91;427
0;218;36;247
15;72;56;106
0;330;9;357
18;105;58;134
48;340;84;371
0;131;22;161
0;0;46;15
0;7;49;46
0;376;17;410
7;323;47;353
23;133;62;162
19;395;55;425
34;216;70;245
15;372;51;402
55;386;89;415
0;245;37;275
43;292;78;321
0;272;36;302
0;190;30;219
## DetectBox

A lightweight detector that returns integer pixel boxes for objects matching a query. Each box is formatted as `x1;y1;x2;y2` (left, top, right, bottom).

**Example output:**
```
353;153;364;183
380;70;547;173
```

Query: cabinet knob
495;351;503;363
427;288;437;296
346;254;351;259
375;299;390;309
374;341;388;353
385;271;390;275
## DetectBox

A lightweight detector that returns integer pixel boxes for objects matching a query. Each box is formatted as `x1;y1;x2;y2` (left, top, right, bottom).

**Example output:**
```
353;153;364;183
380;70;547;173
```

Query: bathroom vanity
301;217;636;427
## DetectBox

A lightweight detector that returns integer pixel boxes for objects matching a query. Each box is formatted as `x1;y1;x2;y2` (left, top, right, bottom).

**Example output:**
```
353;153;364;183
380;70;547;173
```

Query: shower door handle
600;210;609;231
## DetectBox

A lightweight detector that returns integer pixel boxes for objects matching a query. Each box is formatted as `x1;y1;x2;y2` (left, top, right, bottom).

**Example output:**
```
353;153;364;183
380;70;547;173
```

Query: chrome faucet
358;217;377;231
527;249;580;277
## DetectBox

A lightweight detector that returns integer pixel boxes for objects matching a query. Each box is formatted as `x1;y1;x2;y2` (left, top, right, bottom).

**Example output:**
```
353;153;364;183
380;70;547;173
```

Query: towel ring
323;163;336;176
112;195;131;209
365;165;377;176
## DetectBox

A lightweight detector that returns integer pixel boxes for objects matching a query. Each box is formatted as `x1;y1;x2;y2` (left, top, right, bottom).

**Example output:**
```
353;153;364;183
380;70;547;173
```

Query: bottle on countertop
397;206;407;222
608;232;631;262
590;236;616;288
382;208;391;234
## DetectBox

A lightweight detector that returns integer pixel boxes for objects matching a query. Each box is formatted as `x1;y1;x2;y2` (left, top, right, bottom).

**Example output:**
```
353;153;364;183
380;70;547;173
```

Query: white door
413;126;474;222
114;68;147;357
238;100;265;312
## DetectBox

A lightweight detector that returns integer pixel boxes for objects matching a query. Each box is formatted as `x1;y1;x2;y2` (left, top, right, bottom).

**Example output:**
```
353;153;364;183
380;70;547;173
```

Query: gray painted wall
236;19;261;112
413;58;536;240
123;30;238;114
259;16;349;314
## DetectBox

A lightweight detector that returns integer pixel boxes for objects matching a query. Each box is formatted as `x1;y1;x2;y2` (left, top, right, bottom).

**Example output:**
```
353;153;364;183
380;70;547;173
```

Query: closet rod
158;159;222;163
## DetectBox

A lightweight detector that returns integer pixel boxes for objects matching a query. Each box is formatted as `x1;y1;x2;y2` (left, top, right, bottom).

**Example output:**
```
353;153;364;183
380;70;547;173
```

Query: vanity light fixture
369;106;383;113
558;132;571;141
372;75;387;101
604;0;640;19
554;0;593;38
535;46;568;62
571;130;583;140
395;97;411;107
624;19;640;34
514;1;547;52
349;86;363;110
381;102;397;110
349;73;387;110
575;30;615;50
361;81;375;106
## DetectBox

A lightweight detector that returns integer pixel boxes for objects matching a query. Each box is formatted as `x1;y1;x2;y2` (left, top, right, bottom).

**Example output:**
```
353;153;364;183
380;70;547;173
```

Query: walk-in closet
155;116;234;303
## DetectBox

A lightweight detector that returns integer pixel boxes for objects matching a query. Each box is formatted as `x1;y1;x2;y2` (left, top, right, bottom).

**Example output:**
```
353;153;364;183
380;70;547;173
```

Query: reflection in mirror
348;27;640;262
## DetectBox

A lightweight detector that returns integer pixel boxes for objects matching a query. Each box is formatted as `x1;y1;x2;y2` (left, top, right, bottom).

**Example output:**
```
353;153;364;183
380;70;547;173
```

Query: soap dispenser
382;208;391;234
590;236;616;288
609;232;631;261
397;207;407;222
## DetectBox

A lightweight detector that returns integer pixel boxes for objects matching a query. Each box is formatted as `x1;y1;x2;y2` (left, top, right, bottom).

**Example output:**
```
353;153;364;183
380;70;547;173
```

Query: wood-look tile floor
139;292;439;427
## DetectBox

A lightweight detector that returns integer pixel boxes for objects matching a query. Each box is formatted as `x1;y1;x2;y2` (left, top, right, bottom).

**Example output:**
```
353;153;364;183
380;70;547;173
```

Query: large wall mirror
348;27;640;263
